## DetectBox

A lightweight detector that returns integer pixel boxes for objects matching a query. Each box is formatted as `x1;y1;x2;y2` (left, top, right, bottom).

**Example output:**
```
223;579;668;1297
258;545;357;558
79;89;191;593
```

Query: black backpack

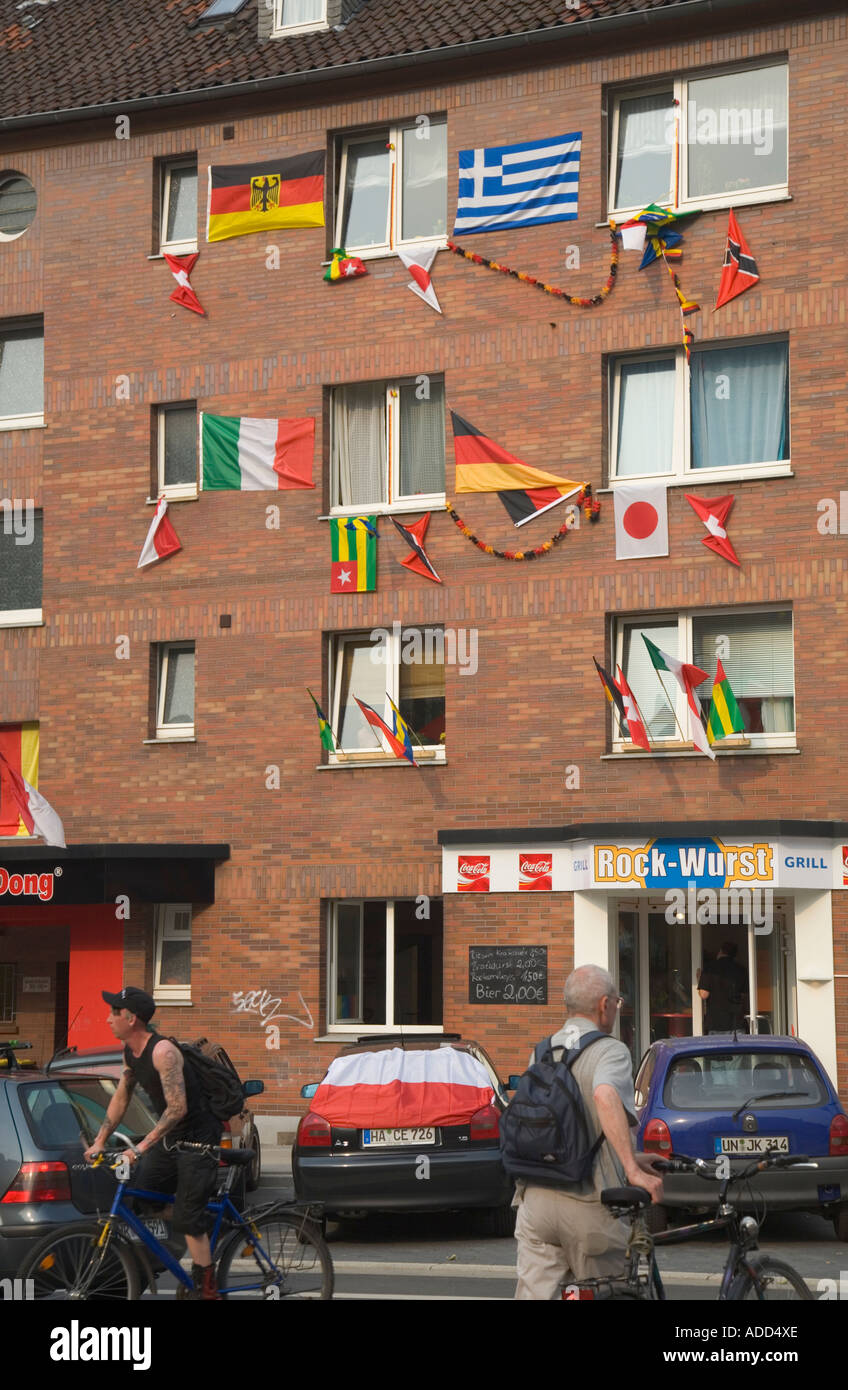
500;1030;607;1188
170;1038;246;1122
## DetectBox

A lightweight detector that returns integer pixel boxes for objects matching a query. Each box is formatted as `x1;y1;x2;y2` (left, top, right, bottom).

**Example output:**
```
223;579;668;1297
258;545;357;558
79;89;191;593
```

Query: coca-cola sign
458;855;490;892
519;853;552;892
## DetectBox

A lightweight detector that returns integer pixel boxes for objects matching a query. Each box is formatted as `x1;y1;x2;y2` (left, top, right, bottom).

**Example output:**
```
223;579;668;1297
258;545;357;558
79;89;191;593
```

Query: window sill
145;493;199;505
602;191;792;228
0;417;46;432
604;745;800;760
601;464;793;492
151;245;198;260
153;997;192;1006
0;614;43;628
271;21;329;37
323;239;447;266
319;750;446;769
322;499;446;521
144;736;197;745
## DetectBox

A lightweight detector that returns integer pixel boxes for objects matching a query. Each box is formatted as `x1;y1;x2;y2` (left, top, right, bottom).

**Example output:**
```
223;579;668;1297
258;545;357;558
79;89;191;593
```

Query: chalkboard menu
469;946;548;1005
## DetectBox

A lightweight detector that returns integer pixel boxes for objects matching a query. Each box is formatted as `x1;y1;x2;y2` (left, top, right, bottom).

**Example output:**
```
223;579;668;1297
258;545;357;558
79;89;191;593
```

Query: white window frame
608;61;789;220
612;606;796;755
330;378;446;516
0;321;44;431
335;118;448;258
0;506;42;627
159;158;198;256
326;899;444;1035
329;628;446;765
153;903;192;1003
156;642;195;740
609;338;791;487
156;402;198;500
0;173;37;243
271;0;328;36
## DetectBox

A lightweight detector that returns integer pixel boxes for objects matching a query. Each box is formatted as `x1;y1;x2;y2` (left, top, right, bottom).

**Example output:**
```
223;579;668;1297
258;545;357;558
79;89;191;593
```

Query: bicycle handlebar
652;1151;815;1178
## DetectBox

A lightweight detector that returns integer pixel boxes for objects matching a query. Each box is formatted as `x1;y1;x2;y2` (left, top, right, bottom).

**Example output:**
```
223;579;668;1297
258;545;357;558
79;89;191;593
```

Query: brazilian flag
707;660;745;744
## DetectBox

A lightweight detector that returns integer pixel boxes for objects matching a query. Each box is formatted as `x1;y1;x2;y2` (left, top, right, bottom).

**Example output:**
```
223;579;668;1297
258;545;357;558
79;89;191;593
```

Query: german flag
451;412;581;496
0;722;39;836
207;152;325;243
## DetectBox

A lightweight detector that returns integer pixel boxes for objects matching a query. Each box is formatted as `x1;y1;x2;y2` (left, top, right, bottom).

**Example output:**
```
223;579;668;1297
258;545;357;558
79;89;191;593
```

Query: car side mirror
243;1080;264;1098
300;1082;319;1099
507;1075;522;1091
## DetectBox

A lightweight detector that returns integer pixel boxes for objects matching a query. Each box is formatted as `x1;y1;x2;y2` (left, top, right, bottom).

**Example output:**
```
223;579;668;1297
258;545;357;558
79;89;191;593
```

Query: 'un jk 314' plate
714;1136;789;1155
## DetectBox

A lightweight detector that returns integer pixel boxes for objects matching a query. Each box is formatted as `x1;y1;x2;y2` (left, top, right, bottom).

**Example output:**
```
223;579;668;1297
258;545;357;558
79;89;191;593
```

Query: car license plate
124;1218;168;1242
362;1127;436;1147
714;1136;790;1155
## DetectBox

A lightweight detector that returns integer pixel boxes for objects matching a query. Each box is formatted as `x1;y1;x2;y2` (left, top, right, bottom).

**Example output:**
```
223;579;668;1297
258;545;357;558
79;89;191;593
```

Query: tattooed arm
83;1066;138;1160
134;1040;188;1156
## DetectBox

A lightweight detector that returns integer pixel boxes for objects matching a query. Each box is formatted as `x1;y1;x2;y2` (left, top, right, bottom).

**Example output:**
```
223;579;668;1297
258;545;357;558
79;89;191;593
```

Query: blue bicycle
17;1141;333;1300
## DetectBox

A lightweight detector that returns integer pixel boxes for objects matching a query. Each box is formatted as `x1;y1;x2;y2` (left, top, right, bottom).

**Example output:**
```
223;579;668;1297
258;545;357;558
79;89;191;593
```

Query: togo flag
331;517;377;593
201;414;315;491
207;152;325;242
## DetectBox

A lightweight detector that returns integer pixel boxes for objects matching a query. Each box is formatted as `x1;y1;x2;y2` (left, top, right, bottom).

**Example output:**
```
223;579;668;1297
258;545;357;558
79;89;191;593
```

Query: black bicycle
562;1151;815;1301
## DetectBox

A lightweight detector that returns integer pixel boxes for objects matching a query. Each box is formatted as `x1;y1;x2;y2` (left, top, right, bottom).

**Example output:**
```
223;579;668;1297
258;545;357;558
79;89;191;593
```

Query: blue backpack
500;1030;607;1187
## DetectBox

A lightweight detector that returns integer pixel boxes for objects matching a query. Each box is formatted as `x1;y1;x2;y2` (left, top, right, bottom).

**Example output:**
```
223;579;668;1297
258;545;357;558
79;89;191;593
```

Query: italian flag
201;414;315;491
707;660;745;744
642;635;715;760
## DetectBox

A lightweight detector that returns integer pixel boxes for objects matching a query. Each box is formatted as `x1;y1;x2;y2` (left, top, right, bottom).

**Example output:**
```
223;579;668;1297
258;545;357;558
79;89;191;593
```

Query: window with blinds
693;611;794;734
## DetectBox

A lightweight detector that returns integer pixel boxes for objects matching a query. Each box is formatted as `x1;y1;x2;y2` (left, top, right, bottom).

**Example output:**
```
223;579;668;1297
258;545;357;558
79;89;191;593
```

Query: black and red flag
715;210;759;309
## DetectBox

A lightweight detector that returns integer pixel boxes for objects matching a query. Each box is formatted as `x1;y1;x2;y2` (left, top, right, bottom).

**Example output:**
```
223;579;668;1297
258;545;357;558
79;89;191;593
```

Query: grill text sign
469;946;547;1005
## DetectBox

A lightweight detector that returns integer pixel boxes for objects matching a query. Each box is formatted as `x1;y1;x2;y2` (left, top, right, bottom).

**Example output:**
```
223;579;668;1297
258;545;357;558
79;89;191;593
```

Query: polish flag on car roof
310;1048;495;1128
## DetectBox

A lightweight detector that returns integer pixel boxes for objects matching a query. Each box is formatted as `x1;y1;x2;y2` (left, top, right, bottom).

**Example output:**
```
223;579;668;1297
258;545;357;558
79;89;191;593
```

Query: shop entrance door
698;905;794;1036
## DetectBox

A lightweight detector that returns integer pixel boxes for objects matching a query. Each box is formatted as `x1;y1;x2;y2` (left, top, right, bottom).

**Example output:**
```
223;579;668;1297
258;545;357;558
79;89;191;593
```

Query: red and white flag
614;482;669;560
397;246;441;313
685;492;740;566
138;496;182;568
163;252;205;316
614;667;651;752
0;751;66;848
309;1047;495;1128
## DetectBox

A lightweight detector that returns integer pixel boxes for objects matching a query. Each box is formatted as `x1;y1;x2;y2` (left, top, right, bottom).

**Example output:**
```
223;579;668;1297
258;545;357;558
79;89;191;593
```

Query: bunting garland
446;485;600;560
446;230;618;305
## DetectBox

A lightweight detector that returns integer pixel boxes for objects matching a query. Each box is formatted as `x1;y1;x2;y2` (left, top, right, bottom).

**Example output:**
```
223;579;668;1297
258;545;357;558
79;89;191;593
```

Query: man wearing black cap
83;985;222;1300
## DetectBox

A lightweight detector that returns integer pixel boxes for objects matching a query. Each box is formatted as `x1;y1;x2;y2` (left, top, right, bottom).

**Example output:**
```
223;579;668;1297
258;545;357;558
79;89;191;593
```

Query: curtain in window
164;408;197;486
399;632;445;743
398;381;445;497
615;359;675;476
341;139;391;248
690;342;788;471
687;65;788;198
0;329;43;416
614;93;674;209
165;166;197;244
401;123;447;240
693;612;794;734
622;622;679;741
281;0;324;23
333;383;386;506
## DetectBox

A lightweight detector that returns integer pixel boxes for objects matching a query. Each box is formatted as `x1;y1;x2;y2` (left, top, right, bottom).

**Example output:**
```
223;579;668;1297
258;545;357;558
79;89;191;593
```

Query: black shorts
133;1130;220;1237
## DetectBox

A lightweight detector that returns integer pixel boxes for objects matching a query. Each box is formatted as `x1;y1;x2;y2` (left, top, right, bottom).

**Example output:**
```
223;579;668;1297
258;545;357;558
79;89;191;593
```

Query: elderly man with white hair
513;963;664;1300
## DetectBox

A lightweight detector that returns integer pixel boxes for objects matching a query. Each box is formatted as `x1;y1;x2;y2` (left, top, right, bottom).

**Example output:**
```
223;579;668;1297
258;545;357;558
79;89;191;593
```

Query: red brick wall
1;13;847;1107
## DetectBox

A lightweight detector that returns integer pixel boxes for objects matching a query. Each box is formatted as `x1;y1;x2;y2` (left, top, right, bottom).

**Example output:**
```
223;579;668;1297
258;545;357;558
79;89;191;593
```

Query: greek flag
453;131;581;236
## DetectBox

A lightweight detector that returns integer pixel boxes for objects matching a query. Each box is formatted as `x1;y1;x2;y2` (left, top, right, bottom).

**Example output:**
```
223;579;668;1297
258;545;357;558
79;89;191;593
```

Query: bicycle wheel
216;1213;333;1300
728;1257;814;1301
17;1222;141;1301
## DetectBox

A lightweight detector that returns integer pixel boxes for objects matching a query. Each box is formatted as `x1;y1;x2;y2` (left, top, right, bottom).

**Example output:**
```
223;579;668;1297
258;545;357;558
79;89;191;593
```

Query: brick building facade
0;0;846;1134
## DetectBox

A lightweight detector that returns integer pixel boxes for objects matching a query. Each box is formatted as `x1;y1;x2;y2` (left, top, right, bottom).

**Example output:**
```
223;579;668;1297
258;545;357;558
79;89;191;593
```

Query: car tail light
830;1113;848;1156
297;1112;332;1148
643;1119;672;1154
1;1161;71;1204
469;1103;501;1142
220;1119;233;1150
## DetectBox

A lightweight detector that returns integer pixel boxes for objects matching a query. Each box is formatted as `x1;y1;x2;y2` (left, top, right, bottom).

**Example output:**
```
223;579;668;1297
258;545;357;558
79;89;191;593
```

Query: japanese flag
614;482;669;560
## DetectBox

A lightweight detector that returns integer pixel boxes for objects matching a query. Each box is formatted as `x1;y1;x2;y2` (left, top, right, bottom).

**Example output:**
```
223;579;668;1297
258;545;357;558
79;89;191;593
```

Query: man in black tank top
83;985;222;1300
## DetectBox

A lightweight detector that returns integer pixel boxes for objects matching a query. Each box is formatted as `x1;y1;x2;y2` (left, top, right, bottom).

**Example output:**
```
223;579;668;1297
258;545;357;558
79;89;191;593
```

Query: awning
0;843;230;905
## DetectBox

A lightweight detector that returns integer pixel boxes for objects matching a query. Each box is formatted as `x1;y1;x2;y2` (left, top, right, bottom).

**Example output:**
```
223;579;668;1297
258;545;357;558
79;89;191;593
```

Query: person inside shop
697;942;749;1033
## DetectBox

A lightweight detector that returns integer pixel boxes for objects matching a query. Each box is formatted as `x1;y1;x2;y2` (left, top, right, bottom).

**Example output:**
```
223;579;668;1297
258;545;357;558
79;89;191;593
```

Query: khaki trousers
514;1184;629;1300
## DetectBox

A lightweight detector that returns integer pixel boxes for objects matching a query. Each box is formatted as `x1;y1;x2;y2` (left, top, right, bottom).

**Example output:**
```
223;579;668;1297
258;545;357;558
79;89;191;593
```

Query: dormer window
272;0;328;35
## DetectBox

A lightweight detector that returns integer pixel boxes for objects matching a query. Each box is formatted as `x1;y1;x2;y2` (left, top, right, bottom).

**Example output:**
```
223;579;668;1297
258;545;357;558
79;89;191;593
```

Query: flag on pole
453;131;581;235
331;516;377;593
706;660;746;744
0;749;66;847
715;210;759;309
137;496;182;568
207;152;325;242
397;246;441;313
386;694;419;764
684;493;740;567
642;635;715;759
593;656;627;729
201;414;315;490
390;514;441;583
307;688;335;752
614;667;652;752
353;697;416;765
163;252;205;315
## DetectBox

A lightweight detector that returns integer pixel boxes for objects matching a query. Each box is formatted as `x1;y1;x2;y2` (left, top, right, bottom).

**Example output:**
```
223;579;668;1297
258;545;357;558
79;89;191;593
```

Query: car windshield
662;1052;827;1111
20;1078;158;1149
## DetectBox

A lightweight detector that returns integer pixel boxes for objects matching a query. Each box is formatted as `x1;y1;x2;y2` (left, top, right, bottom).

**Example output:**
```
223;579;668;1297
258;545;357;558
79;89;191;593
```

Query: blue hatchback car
633;1035;848;1238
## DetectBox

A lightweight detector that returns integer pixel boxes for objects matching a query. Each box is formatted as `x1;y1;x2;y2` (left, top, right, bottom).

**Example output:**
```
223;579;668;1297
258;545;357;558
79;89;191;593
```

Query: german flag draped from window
0;723;39;837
